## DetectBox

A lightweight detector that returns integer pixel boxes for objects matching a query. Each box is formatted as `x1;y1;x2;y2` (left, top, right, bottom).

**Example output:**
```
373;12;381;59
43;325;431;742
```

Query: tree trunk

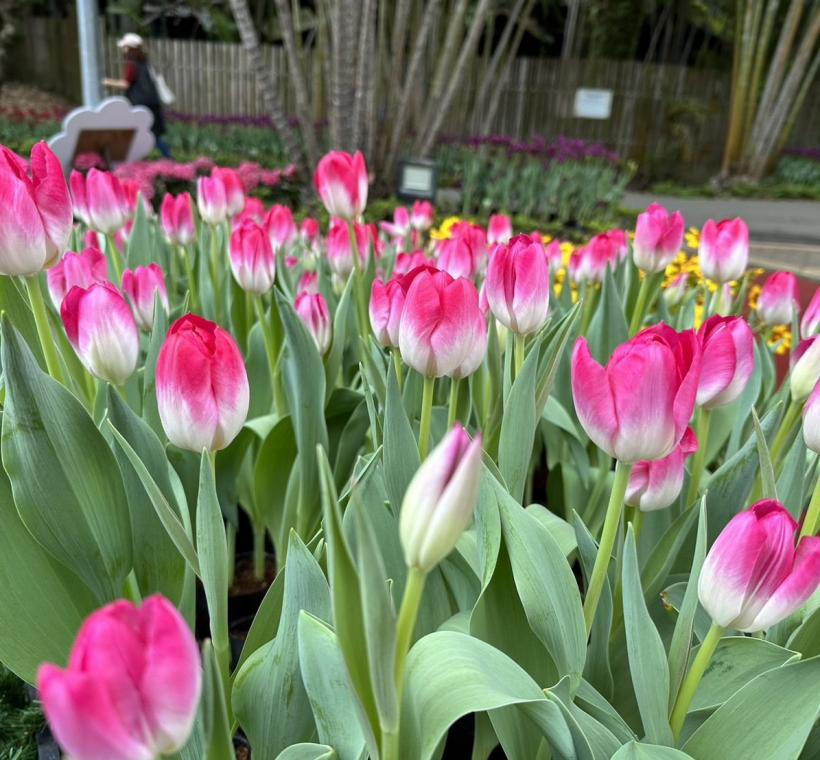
352;0;374;149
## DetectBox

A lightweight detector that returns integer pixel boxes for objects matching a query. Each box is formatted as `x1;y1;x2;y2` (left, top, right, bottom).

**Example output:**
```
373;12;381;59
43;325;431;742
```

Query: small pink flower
47;246;109;309
410;201;435;231
801;288;820;338
699;218;749;283
633;203;684;273
487;214;513;245
380;206;411;239
436;236;475;280
298;271;319;295
160;192;196;246
229;219;276;295
394;250;428;275
451;221;488;273
300;217;320;243
264;204;297;251
697;315;755;409
369;265;437;348
544;239;564;269
70;170;89;224
326;217;368;277
196;175;227;225
211;167;245;216
122;264;169;332
85;168;128;235
757;271;800;326
792;336;820;400
313;150;368;219
295;292;332;354
664;273;689;307
626;428;698;511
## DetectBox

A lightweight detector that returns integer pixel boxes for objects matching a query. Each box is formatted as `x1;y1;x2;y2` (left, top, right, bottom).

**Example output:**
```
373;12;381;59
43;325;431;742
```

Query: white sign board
573;89;613;120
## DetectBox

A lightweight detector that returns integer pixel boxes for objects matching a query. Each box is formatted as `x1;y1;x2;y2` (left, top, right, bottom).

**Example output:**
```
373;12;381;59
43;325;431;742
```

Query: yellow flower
430;215;462;241
685;227;701;249
768;325;792;356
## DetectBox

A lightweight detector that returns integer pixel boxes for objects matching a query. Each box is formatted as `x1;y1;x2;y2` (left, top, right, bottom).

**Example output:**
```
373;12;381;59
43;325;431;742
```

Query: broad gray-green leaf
383;363;420;514
524;504;577;557
611;742;692;759
201;640;235;760
275;745;336;760
751;408;777;500
587;264;628;364
125;195;154;267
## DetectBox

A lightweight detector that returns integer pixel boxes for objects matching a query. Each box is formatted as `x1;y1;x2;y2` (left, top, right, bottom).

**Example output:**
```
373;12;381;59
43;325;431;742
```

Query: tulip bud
399;267;488;379
698;500;820;631
0;142;72;274
487;214;513;245
122;264;169;332
791;336;820;401
699;218;749;283
160;192;196;246
485;234;550;335
436;236;476;280
196;175;228;225
802;381;820;454
451;221;489;274
395;250;428;275
697;315;755;409
300;217;320;243
61;283;139;385
569;233;620;284
264;204;297;251
38;595;201;760
400;424;483;572
69;169;89;224
47;247;108;309
544;239;564;269
801;288;820;338
626;428;697;511
211;167;245;217
85;168;129;235
313;150;368;219
295;292;332;354
633;203;684;273
157;314;249;451
411;200;435;231
327;217;368;277
663;273;689;307
571;325;701;463
298;270;319;295
229;219;276;295
757;271;800;326
380;206;411;240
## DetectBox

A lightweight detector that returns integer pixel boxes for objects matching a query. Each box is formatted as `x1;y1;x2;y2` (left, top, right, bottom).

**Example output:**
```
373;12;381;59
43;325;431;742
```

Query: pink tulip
485;234;550;335
122;264;169;332
369;265;436;348
802;381;820;454
626;428;697;511
698;500;820;631
120;179;148;219
327;217;368;277
237;196;265;225
298;271;319;295
313;150;368;219
411;201;435;231
791;336;820;400
545;239;564;269
70;170;89;224
380;206;411;239
229;219;276;295
633;203;684;273
436;236;476;280
398;267;487;379
395;250;428;275
61;283;139;385
264;204;297;251
300;217;320;243
757;271;800;326
295;292;332;354
160;193;196;246
697;315;755;409
37;595;201;760
487;214;513;246
196;175;228;226
211;167;245;217
699;218;749;283
801;288;820;338
664;273;689;307
47;247;109;308
0;142;72;274
156;314;249;451
602;229;629;262
85;168;128;235
571;324;701;463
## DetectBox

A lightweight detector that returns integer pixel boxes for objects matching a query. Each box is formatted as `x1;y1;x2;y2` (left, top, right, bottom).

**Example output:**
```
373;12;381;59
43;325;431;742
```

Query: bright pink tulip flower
300;217;320;243
196;175;228;226
211;167;245;216
47;247;108;309
122;264;169;332
264;204;297;251
411;200;435;231
380;206;411;239
698;500;820;631
369;265;436;348
156;314;249;452
802;381;820;454
37;595;201;760
800;288;820;338
602;228;629;261
485;234;550;335
633;203;684;273
327;217;368;277
298;271;319;295
487;214;513;245
571;324;702;463
697;315;755;409
436;236;475;280
69;169;89;224
545;239;564;269
791;336;820;401
237;196;265;225
229;219;276;295
61;283;139;385
0;142;72;274
398;267;487;379
313;150;368;219
451;221;488;273
295;292;332;354
160;192;196;246
699;218;749;283
85;168;128;235
395;250;428;275
757;271;800;326
626;428;698;511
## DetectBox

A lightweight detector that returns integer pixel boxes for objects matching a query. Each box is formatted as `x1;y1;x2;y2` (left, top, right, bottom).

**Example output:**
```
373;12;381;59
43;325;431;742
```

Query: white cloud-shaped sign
49;97;155;174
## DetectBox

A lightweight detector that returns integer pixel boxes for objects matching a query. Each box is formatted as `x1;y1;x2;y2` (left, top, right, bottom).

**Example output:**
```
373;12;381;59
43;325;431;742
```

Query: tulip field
1;141;820;760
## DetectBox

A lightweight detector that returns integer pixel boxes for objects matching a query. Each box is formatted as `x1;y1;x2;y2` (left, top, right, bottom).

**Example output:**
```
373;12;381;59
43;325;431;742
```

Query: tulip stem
418;375;436;460
347;219;369;338
800;474;820;539
178;244;199;311
631;507;645;543
25;275;64;384
628;274;652;336
447;379;460;428
252;521;267;581
392;348;403;391
209;226;223;324
513;333;526;380
670;622;724;740
583;460;633;633
686;408;712;507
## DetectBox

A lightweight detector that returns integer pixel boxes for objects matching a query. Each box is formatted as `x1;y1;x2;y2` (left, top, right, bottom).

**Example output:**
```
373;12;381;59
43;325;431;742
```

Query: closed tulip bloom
327;217;368;277
298;270;319;295
757;271;800;326
395;250;428;275
122;264;169;332
399;268;487;379
211;167;245;216
697;315;755;409
300;217;320;243
626;428;698;511
487;214;513;245
61;283;139;385
370;265;438;348
313;150;368;219
237;196;265;225
229;220;276;295
802;381;820;454
571;324;701;463
791;336;820;401
264;204;297;251
70;169;89;224
85;168;128;235
400;424;483;573
196;175;227;225
156;314;249;451
380;206;411;239
664;273;689;307
698;500;820;631
47;246;108;309
160;192;196;246
485;234;550;335
411;200;435;231
545;239;564;269
800;288;820;338
437;237;476;280
295;292;332;354
633;203;684;273
699;218;749;283
451;221;488;273
37;595;201;760
0;142;73;275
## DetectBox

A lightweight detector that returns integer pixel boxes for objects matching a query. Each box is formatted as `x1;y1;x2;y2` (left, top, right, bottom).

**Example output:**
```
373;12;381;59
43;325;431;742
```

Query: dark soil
229;555;276;597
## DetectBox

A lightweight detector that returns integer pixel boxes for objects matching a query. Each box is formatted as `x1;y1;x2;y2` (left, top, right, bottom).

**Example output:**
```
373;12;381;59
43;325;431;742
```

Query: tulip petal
0;167;48;275
571;338;619;458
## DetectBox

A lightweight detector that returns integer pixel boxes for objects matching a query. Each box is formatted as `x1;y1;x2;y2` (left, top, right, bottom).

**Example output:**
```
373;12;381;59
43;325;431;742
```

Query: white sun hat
117;32;145;49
